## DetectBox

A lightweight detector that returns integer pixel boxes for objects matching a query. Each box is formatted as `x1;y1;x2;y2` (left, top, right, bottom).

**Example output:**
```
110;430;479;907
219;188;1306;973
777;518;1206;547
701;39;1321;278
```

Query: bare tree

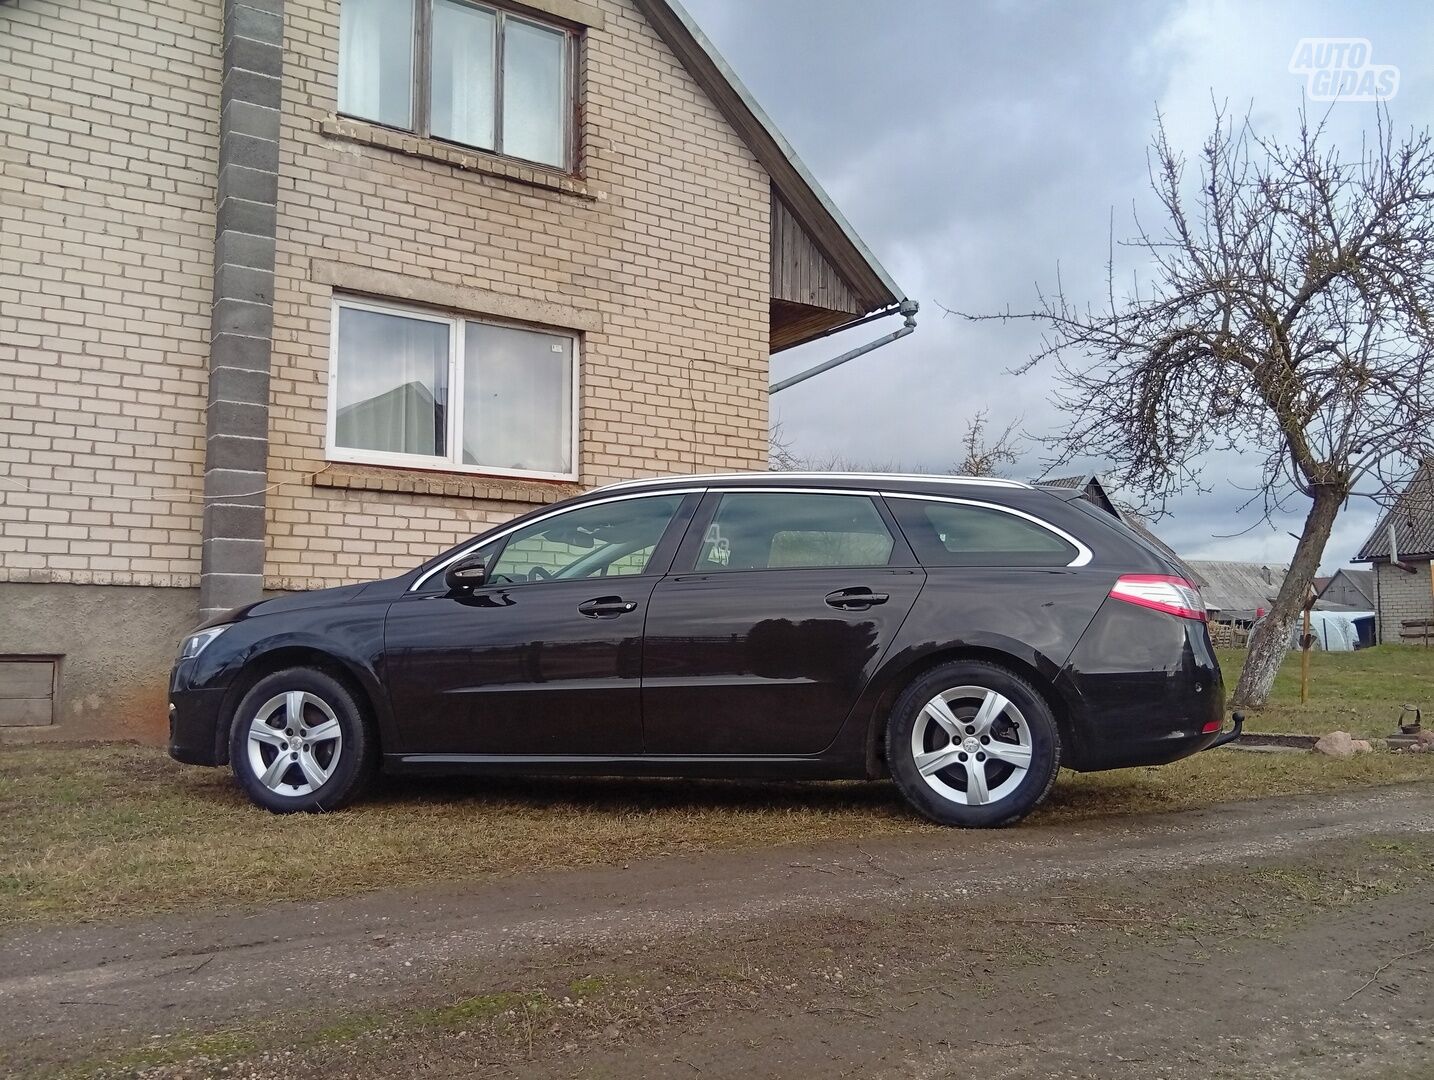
952;409;1023;477
961;104;1434;706
768;421;908;473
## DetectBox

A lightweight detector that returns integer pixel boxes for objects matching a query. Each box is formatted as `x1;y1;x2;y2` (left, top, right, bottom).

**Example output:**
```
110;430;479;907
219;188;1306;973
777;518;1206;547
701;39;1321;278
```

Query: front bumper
168;663;229;766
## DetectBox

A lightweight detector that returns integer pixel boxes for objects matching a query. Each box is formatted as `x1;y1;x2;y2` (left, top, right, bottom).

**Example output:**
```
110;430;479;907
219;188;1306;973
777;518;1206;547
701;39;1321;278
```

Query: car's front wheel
886;661;1061;827
228;667;376;813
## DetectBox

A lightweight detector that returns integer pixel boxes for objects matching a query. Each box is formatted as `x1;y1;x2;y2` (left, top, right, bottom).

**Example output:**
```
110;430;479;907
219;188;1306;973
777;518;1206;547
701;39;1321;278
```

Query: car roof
592;472;1032;496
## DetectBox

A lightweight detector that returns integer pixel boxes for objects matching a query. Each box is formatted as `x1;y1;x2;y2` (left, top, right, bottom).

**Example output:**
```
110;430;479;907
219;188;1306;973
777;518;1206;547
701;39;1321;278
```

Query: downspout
769;299;918;394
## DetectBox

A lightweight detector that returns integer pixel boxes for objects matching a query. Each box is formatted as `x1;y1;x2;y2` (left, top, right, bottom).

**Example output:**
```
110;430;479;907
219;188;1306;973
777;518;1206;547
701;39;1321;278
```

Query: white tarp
1288;610;1374;652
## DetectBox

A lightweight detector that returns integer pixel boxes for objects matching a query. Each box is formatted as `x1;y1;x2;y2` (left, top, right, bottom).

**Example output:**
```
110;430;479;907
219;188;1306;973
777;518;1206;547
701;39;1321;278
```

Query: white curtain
502;18;566;166
463;322;572;473
338;0;413;129
430;0;496;149
335;307;449;457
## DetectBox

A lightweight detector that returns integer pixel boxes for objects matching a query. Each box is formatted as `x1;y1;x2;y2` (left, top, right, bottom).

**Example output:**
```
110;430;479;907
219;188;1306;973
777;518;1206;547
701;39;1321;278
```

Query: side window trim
409;488;705;592
880;492;1093;568
670;488;915;574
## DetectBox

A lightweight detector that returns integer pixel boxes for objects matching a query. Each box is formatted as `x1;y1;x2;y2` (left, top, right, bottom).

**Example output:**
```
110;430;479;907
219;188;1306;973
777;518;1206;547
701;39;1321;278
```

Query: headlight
178;625;230;661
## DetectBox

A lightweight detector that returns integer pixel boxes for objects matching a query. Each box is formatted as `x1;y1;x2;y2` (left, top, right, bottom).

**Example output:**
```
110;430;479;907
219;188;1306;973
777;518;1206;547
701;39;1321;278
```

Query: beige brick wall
2;0;771;593
0;0;220;587
265;0;770;587
1374;560;1434;643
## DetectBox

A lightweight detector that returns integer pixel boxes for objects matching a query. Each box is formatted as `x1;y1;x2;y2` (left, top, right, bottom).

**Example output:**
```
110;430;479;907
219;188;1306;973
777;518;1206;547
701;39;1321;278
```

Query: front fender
190;607;395;755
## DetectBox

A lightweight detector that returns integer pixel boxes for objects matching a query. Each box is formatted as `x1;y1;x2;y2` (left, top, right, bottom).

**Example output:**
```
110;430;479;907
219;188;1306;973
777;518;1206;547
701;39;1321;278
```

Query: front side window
888;498;1078;567
338;0;573;170
486;495;686;584
329;298;576;480
691;493;896;571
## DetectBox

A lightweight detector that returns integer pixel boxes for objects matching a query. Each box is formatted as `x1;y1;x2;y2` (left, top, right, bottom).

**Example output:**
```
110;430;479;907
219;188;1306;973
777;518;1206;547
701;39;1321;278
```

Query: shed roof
1183;560;1288;615
1354;461;1434;563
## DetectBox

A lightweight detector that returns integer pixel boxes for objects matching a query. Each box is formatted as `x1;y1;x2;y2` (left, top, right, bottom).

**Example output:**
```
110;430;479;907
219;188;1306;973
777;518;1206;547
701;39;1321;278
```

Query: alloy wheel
245;690;344;797
909;685;1033;806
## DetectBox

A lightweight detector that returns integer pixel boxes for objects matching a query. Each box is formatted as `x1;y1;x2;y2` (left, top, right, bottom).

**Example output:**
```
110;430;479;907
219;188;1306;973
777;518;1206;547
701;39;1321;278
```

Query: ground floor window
327;296;577;481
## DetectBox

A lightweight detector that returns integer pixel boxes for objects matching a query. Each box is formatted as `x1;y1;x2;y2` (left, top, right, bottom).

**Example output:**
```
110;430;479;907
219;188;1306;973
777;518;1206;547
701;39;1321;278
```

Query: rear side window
888;497;1077;567
691;493;895;571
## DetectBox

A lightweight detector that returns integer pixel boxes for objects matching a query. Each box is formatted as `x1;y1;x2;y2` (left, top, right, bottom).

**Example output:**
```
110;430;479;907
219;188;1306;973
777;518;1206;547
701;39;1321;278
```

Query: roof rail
593;471;1032;493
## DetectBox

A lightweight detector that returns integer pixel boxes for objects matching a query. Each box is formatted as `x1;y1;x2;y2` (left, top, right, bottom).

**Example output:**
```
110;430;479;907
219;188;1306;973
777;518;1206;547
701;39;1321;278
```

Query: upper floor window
328;296;577;481
338;0;573;170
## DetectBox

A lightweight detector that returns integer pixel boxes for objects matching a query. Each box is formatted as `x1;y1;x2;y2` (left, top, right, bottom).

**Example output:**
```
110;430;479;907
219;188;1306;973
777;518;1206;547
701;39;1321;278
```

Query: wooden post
1300;586;1316;704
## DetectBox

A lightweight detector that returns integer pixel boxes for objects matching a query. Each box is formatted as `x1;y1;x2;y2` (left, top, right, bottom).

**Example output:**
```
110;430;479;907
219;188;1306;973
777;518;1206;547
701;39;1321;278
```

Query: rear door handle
824;589;890;609
578;596;638;618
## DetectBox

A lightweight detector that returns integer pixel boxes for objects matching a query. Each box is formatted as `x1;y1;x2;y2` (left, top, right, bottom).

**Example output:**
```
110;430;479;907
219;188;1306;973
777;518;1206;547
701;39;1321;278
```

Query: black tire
885;660;1060;828
228;667;377;813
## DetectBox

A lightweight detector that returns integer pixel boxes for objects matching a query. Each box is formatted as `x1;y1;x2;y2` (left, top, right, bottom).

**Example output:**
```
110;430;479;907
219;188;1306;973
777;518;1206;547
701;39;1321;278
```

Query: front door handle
824;588;890;609
578;596;638;618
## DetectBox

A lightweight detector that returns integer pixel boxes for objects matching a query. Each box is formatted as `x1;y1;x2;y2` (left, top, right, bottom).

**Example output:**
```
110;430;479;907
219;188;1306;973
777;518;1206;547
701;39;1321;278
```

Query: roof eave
635;0;904;315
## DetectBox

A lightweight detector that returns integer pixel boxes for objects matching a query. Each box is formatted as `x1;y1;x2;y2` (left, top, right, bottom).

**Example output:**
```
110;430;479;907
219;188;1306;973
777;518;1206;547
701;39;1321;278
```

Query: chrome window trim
594;472;1031;494
408;488;705;592
880;491;1094;568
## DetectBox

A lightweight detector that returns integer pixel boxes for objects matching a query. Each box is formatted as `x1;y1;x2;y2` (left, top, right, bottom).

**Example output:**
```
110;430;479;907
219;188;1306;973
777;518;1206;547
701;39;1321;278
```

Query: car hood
200;582;376;628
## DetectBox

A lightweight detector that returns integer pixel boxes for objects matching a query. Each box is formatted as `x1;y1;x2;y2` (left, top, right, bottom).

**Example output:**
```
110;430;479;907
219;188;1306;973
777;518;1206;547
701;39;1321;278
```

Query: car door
641;489;925;756
384;492;697;756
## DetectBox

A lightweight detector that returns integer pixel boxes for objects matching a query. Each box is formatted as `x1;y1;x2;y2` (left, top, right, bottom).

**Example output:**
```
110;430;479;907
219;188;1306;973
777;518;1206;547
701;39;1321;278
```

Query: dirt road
5;783;1434;1078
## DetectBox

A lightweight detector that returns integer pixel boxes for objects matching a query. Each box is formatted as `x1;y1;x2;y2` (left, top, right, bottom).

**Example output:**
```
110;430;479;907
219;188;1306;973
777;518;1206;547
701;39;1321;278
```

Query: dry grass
1218;644;1432;738
1;741;1431;930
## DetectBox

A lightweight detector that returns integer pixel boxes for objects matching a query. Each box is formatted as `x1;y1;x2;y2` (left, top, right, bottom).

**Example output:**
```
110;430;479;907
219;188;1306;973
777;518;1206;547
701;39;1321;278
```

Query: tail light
1109;574;1207;621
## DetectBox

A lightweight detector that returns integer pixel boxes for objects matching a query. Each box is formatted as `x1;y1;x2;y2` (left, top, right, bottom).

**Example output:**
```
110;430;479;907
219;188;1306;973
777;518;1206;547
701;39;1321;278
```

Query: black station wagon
169;472;1236;827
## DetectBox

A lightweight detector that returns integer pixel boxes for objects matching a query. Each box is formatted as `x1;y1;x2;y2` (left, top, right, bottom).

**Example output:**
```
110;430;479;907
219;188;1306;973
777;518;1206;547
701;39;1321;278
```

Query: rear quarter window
888;497;1078;567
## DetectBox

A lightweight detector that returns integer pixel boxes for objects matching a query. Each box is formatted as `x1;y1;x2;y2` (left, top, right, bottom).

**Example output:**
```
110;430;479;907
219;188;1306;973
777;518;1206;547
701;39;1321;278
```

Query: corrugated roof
1355;461;1434;562
1184;560;1288;615
1040;474;1089;490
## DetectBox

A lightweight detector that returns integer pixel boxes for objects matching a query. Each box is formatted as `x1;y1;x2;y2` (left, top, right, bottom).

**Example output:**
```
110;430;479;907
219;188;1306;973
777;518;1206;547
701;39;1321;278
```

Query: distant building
1314;568;1375;612
1182;560;1288;624
1354;462;1434;644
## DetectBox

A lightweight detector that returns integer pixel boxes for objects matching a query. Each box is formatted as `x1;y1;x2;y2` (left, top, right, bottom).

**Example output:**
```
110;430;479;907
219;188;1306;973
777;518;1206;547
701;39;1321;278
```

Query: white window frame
326;295;580;483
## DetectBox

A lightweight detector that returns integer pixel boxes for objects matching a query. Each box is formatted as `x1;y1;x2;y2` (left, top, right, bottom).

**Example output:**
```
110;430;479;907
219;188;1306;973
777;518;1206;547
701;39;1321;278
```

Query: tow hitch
1202;711;1244;751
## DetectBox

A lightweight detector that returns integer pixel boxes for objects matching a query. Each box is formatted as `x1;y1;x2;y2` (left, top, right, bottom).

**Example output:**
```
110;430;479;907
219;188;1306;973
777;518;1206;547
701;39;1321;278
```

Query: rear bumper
1060;601;1226;772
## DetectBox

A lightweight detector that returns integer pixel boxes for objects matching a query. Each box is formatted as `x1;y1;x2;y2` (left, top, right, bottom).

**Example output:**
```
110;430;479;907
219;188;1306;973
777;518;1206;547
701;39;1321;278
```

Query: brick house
0;0;907;737
1354;462;1434;644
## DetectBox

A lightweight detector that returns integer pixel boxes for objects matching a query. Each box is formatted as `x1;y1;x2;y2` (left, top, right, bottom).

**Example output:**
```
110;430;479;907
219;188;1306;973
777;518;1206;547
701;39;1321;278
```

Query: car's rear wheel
885;661;1060;827
228;667;376;813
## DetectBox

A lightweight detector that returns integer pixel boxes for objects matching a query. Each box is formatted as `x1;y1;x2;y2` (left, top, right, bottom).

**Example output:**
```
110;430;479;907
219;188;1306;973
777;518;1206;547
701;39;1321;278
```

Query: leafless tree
960;104;1434;706
952;409;1023;477
769;414;1020;478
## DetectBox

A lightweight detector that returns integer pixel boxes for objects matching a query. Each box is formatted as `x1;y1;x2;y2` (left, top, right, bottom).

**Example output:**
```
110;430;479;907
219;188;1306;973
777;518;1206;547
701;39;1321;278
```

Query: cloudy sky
682;0;1434;573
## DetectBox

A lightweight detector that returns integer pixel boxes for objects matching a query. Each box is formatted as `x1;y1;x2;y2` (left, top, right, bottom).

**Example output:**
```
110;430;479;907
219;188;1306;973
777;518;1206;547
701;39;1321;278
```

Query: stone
1416;730;1434;749
1314;731;1356;758
1350;739;1374;754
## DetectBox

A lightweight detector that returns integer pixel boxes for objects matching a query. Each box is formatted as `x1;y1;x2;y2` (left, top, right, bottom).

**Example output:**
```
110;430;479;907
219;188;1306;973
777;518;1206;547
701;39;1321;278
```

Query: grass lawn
1217;644;1433;738
1;734;1431;930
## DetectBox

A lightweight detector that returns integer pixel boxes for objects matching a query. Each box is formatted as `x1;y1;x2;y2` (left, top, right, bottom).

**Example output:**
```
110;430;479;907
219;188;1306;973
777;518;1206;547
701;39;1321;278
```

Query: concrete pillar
201;0;284;622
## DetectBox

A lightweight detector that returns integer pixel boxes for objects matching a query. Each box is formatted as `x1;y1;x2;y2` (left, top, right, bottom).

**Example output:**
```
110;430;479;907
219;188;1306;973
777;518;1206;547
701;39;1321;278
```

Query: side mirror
444;554;489;592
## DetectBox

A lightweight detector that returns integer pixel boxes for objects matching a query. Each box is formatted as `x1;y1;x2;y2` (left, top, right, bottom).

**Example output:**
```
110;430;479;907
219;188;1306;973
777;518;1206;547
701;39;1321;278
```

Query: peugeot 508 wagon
168;472;1233;827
